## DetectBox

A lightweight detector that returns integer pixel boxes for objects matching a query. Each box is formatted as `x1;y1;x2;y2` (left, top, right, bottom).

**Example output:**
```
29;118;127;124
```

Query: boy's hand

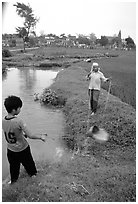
23;133;27;138
107;77;112;82
41;134;47;142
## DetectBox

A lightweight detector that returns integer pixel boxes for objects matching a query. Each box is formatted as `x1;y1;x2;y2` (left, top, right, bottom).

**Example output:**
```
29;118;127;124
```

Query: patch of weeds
39;88;66;107
2;49;12;57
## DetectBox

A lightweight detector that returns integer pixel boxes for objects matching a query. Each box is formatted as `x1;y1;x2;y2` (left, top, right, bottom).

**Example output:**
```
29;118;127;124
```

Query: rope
104;80;112;112
86;90;91;131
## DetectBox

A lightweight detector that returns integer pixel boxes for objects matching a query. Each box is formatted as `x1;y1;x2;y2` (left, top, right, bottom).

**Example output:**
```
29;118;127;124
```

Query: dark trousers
88;89;100;113
7;145;37;183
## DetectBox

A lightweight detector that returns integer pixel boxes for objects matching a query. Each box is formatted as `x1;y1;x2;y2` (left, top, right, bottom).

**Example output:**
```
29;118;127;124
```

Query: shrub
2;49;12;57
39;62;62;68
29;37;38;47
9;39;16;47
39;88;66;107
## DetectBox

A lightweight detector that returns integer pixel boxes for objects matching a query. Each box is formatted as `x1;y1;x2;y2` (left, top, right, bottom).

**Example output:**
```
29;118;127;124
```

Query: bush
9;39;16;47
39;88;66;107
39;62;62;68
29;37;38;47
2;49;12;57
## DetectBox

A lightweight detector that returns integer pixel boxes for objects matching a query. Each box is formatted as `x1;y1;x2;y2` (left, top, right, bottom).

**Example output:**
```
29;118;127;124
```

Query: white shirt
89;71;108;90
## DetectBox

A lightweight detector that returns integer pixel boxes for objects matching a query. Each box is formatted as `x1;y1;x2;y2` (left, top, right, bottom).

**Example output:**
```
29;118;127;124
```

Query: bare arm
23;126;47;142
18;118;47;142
100;72;111;82
86;72;91;80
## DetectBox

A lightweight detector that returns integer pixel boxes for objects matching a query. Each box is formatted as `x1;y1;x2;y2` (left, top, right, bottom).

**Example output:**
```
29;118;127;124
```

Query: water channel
2;67;67;181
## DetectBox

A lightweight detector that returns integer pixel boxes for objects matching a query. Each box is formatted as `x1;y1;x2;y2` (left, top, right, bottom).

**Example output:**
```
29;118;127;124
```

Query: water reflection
19;69;37;90
2;67;65;181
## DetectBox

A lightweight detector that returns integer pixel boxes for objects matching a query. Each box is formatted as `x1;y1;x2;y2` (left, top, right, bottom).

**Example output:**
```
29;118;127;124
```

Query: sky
2;0;137;43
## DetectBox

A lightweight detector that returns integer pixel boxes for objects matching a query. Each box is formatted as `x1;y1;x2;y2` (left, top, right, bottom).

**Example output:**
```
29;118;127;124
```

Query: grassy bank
2;61;136;202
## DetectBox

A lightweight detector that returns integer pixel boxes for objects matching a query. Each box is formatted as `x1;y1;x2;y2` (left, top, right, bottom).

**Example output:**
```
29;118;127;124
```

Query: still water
2;67;66;181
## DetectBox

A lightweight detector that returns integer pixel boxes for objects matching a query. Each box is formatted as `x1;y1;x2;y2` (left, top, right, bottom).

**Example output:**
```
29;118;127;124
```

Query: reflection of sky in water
2;68;65;181
19;69;58;94
2;68;59;115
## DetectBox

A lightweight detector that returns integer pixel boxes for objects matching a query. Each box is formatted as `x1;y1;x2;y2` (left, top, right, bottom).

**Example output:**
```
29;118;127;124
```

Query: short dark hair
4;95;23;113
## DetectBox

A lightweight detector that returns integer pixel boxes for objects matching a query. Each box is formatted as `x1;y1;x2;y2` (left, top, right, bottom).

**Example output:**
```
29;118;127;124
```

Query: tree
60;33;67;39
89;33;97;43
14;2;39;51
77;34;90;45
110;37;120;47
99;36;109;46
125;36;135;49
89;33;97;48
46;33;58;38
40;30;45;36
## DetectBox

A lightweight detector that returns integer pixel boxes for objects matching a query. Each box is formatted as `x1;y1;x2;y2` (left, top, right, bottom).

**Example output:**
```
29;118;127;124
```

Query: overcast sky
2;0;136;42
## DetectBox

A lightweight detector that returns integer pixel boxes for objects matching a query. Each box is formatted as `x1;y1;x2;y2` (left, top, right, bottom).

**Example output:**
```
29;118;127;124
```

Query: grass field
30;46;136;108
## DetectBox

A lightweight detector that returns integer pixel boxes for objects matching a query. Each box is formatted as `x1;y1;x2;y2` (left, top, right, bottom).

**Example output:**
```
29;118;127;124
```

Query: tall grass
100;53;136;108
10;46;136;108
76;50;136;108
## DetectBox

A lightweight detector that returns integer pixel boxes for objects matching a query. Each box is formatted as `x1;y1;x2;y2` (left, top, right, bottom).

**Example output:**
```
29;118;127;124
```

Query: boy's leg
20;146;37;176
92;90;100;113
7;149;20;183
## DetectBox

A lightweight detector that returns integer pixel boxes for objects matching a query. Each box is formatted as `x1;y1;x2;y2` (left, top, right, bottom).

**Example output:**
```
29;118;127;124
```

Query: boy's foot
8;180;11;185
31;174;37;178
8;180;17;185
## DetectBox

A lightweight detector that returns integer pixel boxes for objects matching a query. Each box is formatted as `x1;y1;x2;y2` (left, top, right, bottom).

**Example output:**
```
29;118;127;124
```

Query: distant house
45;36;54;45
